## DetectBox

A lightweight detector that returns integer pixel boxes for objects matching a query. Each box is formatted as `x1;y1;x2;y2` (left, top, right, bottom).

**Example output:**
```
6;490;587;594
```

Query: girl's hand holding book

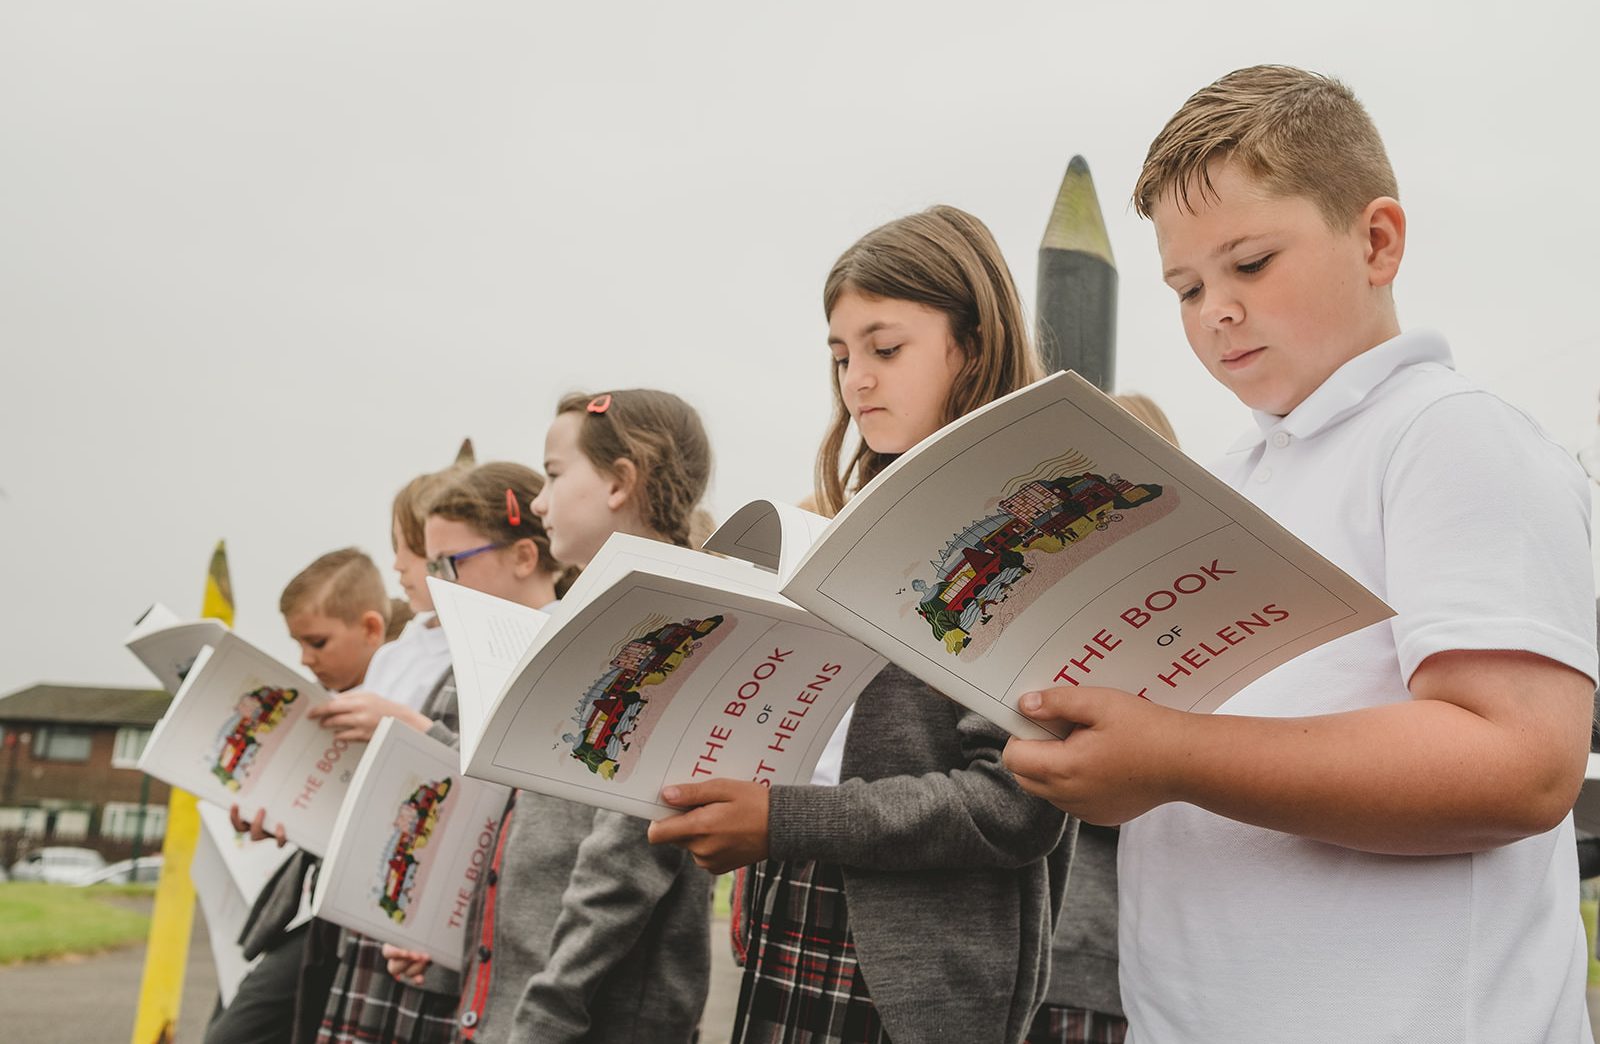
380;943;431;985
648;779;771;874
307;690;430;742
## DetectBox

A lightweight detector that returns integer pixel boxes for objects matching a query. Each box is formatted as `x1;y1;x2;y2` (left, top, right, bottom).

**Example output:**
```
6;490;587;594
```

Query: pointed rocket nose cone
207;540;234;612
455;438;476;466
1041;155;1114;266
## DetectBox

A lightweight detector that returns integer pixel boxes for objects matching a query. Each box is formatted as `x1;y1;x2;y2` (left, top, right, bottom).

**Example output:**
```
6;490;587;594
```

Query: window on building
101;802;167;842
112;727;151;769
34;726;92;762
0;807;49;836
32;726;92;762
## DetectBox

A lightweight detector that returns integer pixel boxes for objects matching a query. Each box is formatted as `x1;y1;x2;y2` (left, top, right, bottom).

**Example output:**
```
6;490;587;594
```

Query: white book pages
431;539;884;820
312;719;509;970
139;633;364;855
124;602;228;695
773;371;1393;737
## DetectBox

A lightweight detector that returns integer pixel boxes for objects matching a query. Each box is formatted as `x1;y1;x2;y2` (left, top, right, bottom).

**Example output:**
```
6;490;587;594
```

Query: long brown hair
554;389;713;548
427;461;577;597
815;205;1043;516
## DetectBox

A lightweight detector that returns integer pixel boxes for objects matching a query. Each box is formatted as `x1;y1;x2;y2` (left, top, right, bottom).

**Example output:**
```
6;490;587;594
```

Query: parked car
79;855;164;886
8;846;108;885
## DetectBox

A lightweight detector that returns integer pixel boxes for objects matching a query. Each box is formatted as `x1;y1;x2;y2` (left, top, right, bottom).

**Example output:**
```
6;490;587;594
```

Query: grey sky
3;1;1597;695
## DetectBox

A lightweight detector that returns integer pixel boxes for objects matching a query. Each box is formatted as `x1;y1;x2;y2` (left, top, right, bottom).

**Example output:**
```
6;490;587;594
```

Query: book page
785;371;1393;738
138;633;365;855
704;500;831;577
124;605;228;695
424;579;549;764
466;566;883;819
313;719;509;970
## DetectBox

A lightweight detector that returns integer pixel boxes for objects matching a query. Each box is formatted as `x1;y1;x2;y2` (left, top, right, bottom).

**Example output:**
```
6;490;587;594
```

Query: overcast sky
3;1;1597;695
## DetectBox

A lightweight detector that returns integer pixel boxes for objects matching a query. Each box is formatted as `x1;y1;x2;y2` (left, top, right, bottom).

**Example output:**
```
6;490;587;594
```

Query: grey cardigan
768;664;1072;1044
457;794;712;1044
1043;823;1120;1016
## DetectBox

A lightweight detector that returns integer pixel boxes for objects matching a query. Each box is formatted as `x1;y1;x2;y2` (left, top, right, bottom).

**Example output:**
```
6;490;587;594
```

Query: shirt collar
1226;329;1454;453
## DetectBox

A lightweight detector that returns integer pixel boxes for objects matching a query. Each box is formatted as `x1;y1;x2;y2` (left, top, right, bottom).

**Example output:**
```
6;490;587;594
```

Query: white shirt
1120;330;1599;1044
361;611;452;711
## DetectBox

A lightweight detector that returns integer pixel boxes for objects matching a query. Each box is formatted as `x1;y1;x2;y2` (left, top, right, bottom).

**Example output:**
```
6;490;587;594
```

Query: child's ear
606;458;639;513
362;609;386;644
1361;196;1406;289
510;537;542;579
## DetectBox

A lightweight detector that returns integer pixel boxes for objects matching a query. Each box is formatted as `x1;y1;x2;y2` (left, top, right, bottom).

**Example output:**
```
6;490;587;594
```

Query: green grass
714;870;733;918
0;882;151;964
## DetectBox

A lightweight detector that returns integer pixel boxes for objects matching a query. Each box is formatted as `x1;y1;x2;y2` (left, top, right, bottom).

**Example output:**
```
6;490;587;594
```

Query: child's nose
1201;292;1243;329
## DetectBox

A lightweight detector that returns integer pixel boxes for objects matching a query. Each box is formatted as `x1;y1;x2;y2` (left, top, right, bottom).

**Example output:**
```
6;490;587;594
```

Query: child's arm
511;810;707;1042
1003;646;1592;855
306;691;430;742
651;697;1066;875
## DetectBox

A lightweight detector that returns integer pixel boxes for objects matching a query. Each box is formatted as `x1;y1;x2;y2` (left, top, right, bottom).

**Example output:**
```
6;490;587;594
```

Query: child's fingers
1015;686;1109;726
646;809;703;847
1001;736;1074;786
659;778;741;809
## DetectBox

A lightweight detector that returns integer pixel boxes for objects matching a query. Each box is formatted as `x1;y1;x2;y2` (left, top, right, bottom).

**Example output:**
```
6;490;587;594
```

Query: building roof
0;684;171;727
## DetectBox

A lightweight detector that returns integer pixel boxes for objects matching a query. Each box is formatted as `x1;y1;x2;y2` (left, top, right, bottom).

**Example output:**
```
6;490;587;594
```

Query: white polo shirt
363;611;452;711
1119;330;1599;1044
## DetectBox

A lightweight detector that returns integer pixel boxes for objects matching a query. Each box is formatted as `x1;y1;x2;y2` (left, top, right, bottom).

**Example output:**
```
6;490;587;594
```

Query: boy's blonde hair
817;205;1044;517
553;390;713;549
1133;65;1397;228
279;547;391;625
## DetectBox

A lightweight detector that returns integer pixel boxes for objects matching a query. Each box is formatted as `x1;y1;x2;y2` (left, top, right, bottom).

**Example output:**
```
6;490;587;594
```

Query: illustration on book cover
375;777;453;923
909;450;1173;659
562;613;735;782
208;685;301;791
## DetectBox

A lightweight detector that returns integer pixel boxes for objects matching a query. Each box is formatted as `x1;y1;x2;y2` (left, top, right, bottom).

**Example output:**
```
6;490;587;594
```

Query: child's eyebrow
1162;235;1263;280
828;321;900;346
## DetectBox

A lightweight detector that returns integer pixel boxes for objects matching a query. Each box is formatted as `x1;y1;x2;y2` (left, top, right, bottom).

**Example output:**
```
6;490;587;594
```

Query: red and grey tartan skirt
315;933;458;1044
731;858;890;1044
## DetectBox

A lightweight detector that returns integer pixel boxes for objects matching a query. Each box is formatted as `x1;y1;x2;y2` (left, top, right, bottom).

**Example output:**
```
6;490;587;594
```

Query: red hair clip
505;488;521;526
587;394;612;415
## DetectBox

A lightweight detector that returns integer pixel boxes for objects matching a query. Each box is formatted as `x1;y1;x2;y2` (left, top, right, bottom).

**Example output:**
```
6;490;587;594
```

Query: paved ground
0;896;744;1044
0;897;1591;1043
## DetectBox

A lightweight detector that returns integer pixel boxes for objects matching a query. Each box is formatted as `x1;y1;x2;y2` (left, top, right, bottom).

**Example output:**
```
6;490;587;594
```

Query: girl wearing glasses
315;460;567;1044
386;390;716;1044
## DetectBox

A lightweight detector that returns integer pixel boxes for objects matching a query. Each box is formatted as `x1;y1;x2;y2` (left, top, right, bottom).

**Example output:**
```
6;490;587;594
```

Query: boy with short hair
279;547;391;693
1004;65;1599;1042
207;547;392;1044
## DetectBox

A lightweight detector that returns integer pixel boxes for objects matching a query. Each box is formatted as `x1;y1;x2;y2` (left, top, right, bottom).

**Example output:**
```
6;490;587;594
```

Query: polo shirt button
461;1011;479;1028
1271;432;1291;448
478;944;492;962
1255;467;1273;483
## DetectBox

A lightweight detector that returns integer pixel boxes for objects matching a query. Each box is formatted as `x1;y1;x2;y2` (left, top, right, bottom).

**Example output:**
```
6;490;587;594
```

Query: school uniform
454;793;712;1044
735;664;1070;1044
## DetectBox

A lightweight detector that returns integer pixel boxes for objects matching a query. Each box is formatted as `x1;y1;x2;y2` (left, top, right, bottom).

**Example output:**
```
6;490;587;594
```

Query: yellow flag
131;541;233;1044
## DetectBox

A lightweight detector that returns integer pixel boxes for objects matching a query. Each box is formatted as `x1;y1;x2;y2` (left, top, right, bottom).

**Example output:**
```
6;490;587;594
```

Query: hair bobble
587;394;612;415
505;488;521;526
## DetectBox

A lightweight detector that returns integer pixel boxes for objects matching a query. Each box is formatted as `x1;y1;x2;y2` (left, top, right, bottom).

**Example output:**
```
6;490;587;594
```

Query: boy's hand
307;691;429;743
381;944;431;985
1002;686;1184;825
229;804;287;847
647;779;771;873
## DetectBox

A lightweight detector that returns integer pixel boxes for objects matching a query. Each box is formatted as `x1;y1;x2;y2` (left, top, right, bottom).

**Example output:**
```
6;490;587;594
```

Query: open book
435;371;1391;818
138;632;364;855
191;803;296;1005
124;603;228;695
706;370;1393;737
312;719;510;970
428;549;885;819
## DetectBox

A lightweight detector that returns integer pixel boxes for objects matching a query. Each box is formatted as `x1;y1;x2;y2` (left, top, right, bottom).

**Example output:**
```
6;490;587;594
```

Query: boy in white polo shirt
1004;65;1599;1043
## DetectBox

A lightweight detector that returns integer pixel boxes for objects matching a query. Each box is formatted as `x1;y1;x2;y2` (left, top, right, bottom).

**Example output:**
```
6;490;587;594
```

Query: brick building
0;683;172;863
